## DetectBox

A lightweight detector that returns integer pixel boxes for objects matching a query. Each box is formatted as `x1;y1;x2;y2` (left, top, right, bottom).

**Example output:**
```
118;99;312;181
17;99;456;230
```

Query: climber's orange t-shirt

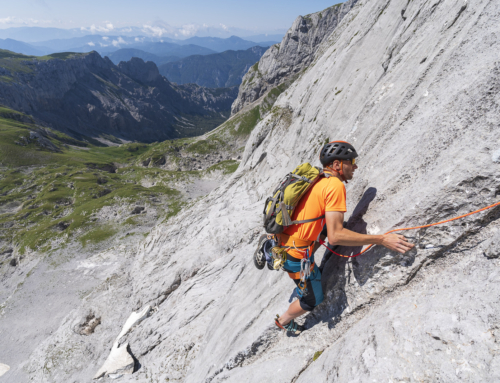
283;176;346;257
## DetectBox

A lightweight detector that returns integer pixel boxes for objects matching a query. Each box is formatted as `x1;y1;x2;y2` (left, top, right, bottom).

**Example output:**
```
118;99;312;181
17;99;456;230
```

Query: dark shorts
284;254;324;311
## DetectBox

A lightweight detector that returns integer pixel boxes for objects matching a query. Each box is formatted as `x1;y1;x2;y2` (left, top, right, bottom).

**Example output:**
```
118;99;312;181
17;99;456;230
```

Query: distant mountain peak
118;57;161;84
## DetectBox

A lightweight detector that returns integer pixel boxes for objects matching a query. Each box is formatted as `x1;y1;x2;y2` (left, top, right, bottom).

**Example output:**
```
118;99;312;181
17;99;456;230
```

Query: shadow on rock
304;187;424;330
304;187;377;330
128;345;142;373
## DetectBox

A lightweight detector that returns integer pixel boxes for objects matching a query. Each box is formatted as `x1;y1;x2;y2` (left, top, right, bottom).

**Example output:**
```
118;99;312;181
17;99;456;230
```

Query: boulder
484;233;500;259
0;363;10;377
131;206;145;215
93;306;150;380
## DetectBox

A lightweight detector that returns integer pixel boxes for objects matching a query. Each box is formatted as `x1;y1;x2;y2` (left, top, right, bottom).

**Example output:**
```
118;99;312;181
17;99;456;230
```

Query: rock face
2;0;500;381
0;52;237;143
231;0;358;114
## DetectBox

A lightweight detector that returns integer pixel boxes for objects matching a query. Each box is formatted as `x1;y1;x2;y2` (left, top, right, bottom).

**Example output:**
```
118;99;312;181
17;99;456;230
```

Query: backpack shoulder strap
291;215;325;225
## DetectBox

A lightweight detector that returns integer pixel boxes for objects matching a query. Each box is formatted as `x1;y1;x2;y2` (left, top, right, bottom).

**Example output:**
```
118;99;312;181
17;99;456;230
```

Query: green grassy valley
0;106;245;256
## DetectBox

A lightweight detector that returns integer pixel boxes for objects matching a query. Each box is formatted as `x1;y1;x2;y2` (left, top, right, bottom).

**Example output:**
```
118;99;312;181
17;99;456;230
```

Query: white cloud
178;24;199;37
81;22;115;34
111;37;126;47
134;37;144;42
0;16;50;25
0;17;14;24
87;42;95;46
142;24;169;37
102;36;109;41
139;21;242;38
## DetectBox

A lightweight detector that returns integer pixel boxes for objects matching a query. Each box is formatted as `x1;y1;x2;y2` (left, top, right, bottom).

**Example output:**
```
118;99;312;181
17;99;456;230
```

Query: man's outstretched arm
325;211;414;254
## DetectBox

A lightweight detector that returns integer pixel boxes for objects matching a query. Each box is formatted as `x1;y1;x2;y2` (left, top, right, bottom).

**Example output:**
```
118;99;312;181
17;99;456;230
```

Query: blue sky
0;0;343;35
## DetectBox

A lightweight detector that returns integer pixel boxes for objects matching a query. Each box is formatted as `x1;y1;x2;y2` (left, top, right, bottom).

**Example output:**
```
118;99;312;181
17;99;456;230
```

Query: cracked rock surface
1;0;500;381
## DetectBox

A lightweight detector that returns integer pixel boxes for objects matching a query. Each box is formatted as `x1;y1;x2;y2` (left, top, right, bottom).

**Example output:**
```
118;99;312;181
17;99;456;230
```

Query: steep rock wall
231;0;358;114
3;0;500;381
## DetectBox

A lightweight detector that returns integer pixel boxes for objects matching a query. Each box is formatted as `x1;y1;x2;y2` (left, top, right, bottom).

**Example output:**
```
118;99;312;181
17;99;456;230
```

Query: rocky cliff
1;0;500;381
231;0;358;114
0;52;238;143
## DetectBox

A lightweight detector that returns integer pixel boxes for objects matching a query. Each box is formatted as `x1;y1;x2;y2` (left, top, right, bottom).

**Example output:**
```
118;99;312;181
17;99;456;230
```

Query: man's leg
278;300;307;326
278;266;323;326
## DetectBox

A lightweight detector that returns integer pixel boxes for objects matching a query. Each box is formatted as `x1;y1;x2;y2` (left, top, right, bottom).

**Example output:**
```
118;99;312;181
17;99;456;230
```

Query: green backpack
263;163;325;234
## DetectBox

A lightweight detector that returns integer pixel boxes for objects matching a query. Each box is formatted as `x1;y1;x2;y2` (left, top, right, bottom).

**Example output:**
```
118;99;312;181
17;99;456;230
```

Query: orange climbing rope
319;201;500;258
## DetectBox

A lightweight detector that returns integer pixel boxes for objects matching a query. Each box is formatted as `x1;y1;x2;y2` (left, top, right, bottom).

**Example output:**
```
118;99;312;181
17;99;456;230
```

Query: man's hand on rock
381;234;415;254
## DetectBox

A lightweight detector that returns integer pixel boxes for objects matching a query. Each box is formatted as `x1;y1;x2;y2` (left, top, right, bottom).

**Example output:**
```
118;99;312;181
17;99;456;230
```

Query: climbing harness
319;201;500;258
259;233;315;293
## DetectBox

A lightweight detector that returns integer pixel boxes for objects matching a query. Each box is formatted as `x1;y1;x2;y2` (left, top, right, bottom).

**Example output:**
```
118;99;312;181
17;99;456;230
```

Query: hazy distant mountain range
105;49;181;67
176;36;278;52
0;34;277;58
103;45;269;88
0;31;274;91
0;26;284;43
158;46;268;88
104;42;216;57
0;39;46;56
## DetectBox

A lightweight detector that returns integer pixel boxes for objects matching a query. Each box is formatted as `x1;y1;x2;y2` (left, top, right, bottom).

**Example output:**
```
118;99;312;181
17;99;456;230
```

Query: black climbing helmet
319;140;358;166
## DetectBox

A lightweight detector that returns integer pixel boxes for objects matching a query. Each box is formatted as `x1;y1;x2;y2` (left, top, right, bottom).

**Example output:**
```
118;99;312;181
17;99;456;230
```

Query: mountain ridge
158;46;268;88
177;35;277;52
0;50;237;143
8;35;276;56
0;26;286;43
104;48;180;66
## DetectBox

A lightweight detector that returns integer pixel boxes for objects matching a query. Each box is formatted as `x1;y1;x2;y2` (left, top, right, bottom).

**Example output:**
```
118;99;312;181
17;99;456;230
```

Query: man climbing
274;141;415;334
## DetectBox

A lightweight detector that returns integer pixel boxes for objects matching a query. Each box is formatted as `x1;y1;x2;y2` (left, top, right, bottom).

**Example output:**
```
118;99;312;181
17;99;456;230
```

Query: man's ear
330;160;340;171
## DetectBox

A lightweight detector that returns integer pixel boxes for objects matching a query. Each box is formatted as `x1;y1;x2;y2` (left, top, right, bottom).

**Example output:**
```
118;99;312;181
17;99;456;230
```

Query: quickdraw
300;258;311;282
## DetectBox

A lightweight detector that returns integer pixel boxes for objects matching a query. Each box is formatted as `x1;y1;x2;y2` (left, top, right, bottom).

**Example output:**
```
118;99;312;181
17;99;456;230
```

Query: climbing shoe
253;234;267;270
274;315;305;335
267;258;274;270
